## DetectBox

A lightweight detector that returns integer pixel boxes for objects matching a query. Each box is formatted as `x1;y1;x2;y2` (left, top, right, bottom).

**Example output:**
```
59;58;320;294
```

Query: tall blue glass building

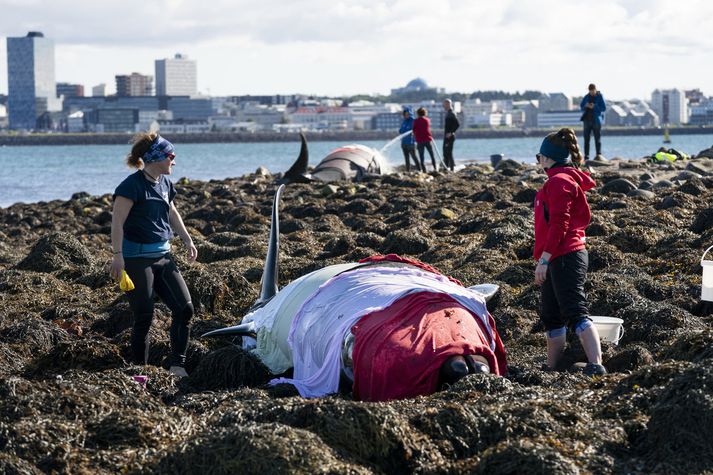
7;32;56;130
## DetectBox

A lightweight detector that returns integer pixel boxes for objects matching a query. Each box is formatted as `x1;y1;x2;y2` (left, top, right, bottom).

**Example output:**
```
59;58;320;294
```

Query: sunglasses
166;153;176;161
535;153;544;162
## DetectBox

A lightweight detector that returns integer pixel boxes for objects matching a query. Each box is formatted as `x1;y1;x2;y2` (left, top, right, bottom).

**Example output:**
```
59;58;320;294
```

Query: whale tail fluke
280;133;311;184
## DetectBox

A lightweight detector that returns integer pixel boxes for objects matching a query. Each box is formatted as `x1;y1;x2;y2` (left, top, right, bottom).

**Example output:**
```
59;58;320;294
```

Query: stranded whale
281;133;392;183
203;185;507;401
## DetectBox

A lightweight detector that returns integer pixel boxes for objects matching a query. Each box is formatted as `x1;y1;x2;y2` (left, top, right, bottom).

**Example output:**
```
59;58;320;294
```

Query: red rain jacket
534;166;596;261
412;117;433;144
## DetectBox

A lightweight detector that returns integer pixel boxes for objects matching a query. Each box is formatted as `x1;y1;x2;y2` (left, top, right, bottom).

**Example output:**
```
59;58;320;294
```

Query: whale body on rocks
203;185;507;401
281;133;392;183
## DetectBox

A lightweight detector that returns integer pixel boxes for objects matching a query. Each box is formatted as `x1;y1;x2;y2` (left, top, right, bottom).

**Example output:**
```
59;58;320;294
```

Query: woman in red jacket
533;128;606;376
412;107;438;172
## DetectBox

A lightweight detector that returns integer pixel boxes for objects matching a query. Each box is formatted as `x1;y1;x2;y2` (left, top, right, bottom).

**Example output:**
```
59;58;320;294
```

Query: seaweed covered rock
476;439;581;474
186;345;272;391
154;423;368;475
15;232;94;278
639;365;713;473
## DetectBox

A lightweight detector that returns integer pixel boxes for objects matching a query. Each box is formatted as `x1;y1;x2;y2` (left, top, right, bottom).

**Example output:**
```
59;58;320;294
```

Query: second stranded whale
280;133;392;183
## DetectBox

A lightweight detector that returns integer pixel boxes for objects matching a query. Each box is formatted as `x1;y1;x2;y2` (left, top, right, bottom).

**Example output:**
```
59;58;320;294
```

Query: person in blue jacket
579;83;606;160
399;106;423;172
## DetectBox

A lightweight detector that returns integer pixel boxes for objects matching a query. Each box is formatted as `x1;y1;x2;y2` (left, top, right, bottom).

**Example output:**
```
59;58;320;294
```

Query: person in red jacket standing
412;107;438;172
533;127;606;377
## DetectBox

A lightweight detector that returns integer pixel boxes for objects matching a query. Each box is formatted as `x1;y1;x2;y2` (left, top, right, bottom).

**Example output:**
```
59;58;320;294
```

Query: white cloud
1;0;712;99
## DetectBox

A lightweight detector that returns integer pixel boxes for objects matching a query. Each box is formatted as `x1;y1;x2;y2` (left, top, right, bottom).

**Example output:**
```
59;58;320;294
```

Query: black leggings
124;254;193;367
539;250;589;332
443;136;455;171
417;141;437;171
401;144;422;172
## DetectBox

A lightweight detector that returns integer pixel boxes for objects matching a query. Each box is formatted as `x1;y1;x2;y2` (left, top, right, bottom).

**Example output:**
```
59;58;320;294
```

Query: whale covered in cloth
280;133;392;183
203;185;507;401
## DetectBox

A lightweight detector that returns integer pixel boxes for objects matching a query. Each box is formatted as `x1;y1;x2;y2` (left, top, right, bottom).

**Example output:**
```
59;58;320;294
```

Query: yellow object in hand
119;270;135;292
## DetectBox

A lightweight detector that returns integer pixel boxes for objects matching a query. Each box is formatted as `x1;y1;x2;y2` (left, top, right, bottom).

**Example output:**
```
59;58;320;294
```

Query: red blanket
352;292;507;402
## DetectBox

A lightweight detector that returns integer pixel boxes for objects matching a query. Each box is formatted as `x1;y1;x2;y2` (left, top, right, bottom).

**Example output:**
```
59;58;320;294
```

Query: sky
0;0;711;101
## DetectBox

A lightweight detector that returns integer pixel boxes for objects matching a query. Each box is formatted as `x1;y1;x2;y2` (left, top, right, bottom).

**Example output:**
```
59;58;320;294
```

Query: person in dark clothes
399;106;423;172
442;99;460;171
412;107;438;172
533;127;606;377
579;83;606;160
110;132;198;378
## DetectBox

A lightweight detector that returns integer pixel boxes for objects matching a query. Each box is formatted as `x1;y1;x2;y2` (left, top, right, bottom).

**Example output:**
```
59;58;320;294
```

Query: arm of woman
110;196;133;279
169;202;198;262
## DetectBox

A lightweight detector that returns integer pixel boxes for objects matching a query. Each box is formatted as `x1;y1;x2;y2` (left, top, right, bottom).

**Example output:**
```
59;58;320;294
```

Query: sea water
1;133;711;207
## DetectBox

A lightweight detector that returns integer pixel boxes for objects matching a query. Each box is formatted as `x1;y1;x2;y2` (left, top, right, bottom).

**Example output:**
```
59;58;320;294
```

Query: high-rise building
6;31;61;130
92;83;107;97
115;73;153;97
56;82;84;98
155;53;197;96
651;89;688;125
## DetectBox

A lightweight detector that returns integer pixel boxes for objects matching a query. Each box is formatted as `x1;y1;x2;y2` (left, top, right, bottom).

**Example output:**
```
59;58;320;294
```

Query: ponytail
125;132;158;169
549;128;584;168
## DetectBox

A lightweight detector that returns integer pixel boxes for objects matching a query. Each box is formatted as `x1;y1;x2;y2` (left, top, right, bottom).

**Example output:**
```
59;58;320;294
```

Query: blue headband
539;137;570;163
142;135;175;163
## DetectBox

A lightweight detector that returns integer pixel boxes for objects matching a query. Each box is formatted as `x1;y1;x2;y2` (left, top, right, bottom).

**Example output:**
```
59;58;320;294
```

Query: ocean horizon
1;132;712;208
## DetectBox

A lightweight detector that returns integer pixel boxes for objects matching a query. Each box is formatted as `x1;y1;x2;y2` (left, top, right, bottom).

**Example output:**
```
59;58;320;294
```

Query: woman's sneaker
169;366;188;378
583;363;607;377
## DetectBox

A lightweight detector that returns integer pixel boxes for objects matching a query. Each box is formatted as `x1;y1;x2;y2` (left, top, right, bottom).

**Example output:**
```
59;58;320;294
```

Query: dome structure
405;78;429;90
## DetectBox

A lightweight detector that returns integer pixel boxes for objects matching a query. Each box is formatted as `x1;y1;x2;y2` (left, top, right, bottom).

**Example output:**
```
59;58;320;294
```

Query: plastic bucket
590;316;624;345
701;245;713;301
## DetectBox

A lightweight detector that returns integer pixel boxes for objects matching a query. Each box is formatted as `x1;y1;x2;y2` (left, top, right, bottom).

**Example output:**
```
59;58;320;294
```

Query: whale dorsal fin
281;133;310;183
256;184;285;306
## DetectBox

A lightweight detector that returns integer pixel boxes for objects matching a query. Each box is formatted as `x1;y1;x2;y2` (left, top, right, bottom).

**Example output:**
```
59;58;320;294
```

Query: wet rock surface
1;160;713;474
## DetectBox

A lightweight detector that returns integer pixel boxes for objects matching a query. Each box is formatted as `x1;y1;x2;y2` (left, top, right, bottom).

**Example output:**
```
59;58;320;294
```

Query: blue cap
539;137;569;163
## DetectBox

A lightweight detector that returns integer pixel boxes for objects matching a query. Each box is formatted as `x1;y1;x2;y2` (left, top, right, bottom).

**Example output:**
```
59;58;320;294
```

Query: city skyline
0;0;711;100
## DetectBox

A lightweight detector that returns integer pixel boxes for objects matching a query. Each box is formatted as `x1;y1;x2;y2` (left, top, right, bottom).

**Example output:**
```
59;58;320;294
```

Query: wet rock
639;172;655;181
255;166;270;176
320;184;339;197
685;160;710;175
601;178;637;194
678;177;707;196
494;158;524;176
653;179;674;189
430;208;457;220
638;180;654;190
627;189;655;200
675;170;702;181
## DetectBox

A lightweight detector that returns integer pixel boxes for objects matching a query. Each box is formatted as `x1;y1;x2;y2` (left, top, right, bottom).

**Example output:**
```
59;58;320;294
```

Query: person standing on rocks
533;128;606;376
109;132;198;378
579;83;606;161
442;99;460;171
413;107;438;172
399;106;423;172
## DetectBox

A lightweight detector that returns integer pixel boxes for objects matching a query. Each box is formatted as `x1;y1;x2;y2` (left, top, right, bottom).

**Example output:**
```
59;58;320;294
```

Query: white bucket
701;245;713;301
590;316;624;345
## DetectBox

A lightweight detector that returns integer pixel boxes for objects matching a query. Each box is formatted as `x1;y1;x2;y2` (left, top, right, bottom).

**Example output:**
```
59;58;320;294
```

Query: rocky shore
1;153;713;474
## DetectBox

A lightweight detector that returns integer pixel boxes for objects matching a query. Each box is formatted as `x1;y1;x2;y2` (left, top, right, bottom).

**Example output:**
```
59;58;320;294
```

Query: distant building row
5;32;198;130
3;31;712;132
